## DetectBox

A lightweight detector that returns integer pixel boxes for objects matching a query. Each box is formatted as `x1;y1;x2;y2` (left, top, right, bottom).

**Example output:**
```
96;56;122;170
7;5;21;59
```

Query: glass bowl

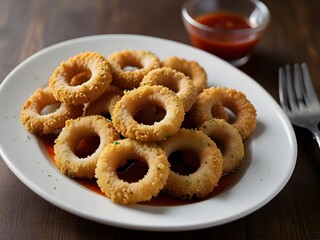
182;0;270;66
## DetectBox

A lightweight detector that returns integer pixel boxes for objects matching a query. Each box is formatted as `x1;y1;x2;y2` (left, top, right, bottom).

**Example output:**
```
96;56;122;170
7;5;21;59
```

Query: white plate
0;34;297;231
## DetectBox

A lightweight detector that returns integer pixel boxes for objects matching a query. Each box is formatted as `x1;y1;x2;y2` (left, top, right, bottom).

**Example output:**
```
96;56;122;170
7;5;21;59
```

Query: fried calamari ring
83;85;124;117
54;115;120;179
95;138;170;204
20;87;83;135
191;87;257;139
162;56;207;93
198;119;244;174
108;50;161;89
140;67;197;112
158;128;223;199
49;52;112;105
112;85;184;142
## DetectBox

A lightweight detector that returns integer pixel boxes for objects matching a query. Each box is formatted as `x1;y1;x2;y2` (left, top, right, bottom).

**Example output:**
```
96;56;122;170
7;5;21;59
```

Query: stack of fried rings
108;49;162;89
140;67;197;112
162;56;208;94
20;49;257;204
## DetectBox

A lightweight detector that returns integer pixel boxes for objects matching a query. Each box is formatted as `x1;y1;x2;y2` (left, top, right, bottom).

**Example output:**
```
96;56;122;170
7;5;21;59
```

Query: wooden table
0;0;319;239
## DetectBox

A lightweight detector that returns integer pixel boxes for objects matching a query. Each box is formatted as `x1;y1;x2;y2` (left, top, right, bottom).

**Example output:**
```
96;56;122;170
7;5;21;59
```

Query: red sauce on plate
41;134;249;206
189;12;261;60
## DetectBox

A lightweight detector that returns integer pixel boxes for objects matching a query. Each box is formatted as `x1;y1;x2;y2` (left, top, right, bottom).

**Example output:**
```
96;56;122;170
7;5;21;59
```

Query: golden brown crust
198;119;244;174
108;50;161;89
191;87;257;139
162;56;208;94
20;86;83;135
112;85;185;142
49;52;112;105
140;67;197;112
158;128;223;199
95;138;170;204
19;49;258;205
54;115;120;178
83;85;124;117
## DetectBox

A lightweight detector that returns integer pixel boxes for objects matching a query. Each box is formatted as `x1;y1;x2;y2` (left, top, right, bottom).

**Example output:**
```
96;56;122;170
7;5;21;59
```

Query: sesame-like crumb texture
49;52;112;105
19;50;257;204
95;138;170;204
159;128;223;199
54;115;120;178
199;119;244;174
112;85;184;142
191;87;256;139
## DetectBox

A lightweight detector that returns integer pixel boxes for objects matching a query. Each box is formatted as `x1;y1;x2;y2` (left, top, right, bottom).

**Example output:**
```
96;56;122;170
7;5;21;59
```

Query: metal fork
279;63;320;148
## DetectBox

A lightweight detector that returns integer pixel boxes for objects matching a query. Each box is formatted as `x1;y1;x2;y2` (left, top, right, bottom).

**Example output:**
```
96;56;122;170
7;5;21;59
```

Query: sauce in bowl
189;12;261;61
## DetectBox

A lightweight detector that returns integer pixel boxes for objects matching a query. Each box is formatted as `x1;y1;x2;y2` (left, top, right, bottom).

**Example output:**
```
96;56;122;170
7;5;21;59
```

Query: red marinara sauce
189;12;261;60
41;135;247;206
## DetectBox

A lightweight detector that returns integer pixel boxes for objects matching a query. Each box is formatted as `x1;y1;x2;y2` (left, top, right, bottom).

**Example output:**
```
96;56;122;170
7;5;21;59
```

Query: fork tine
278;66;290;112
300;63;320;107
285;65;299;111
293;63;307;109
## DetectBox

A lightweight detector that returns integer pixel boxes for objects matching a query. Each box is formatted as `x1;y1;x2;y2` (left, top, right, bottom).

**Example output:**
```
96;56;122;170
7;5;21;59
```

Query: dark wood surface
1;0;319;239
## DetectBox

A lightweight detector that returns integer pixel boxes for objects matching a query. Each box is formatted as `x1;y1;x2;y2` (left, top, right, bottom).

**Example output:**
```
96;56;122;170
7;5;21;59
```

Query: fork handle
312;131;320;149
